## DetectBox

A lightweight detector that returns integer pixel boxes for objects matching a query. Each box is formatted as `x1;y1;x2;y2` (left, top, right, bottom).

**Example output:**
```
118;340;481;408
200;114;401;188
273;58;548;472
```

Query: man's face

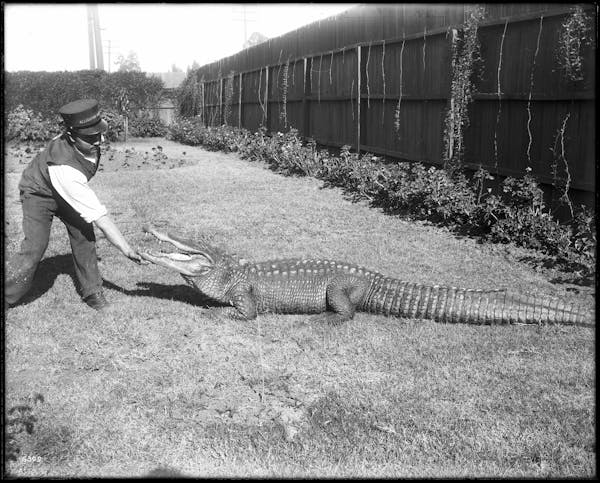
71;131;105;157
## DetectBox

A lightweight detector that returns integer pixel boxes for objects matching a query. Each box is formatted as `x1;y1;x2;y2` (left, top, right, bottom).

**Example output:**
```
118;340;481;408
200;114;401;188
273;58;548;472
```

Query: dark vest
19;135;100;197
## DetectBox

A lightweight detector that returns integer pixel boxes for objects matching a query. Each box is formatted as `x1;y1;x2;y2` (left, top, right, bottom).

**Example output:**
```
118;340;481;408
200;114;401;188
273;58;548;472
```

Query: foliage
442;5;486;173
6;105;62;143
115;51;142;72
223;71;235;126
176;72;203;118
167;121;595;280
101;108;126;142
6;105;165;143
556;5;594;82
129;112;168;138
5;70;164;118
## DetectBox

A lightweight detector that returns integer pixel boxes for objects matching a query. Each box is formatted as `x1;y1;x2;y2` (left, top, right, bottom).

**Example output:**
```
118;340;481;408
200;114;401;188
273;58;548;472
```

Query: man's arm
48;165;142;263
94;215;142;263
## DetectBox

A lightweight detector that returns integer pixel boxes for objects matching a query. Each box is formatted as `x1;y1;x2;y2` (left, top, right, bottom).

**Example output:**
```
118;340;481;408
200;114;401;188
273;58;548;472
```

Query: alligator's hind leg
309;276;369;325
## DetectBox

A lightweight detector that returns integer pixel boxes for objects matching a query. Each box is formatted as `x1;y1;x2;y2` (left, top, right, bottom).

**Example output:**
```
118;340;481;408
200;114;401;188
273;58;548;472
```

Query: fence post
219;77;223;126
264;67;270;130
238;72;243;128
302;57;311;138
356;45;361;154
201;81;206;127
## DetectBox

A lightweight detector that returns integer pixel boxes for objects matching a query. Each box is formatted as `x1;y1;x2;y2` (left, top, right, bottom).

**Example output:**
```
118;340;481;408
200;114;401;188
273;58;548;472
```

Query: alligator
139;225;593;326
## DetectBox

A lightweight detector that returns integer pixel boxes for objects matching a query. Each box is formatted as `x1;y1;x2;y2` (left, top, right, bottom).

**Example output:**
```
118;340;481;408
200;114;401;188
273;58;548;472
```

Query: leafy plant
442;5;486;173
556;5;594;82
129;113;168;138
6;105;61;143
5;70;164;118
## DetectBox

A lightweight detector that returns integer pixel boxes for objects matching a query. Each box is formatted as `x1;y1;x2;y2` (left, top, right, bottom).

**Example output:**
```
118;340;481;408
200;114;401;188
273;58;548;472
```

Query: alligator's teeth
167;253;193;261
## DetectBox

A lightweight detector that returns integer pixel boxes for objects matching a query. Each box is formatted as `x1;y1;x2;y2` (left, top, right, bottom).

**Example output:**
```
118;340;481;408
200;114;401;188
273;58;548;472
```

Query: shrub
101;109;126;142
6;105;61;143
129;113;167;138
5;70;164;118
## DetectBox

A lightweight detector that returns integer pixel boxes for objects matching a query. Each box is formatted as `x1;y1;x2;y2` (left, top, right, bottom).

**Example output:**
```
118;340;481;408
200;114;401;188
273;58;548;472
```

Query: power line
232;5;257;46
102;38;120;73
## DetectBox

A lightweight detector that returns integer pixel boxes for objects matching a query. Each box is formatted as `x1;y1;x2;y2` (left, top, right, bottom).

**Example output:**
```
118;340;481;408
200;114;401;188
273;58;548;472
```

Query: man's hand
124;248;148;264
94;215;149;264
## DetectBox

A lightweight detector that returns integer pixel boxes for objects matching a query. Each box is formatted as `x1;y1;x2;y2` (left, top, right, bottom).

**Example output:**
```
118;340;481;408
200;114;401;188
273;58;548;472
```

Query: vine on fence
199;77;205;125
223;71;235;126
550;112;574;217
442;5;485;173
210;81;219;126
556;5;594;83
176;72;201;118
280;58;290;128
393;40;405;136
366;41;372;109
549;5;593;212
276;50;283;125
329;52;334;85
422;26;427;74
493;19;508;170
350;79;355;121
318;53;323;103
381;40;386;125
257;67;267;126
526;16;544;165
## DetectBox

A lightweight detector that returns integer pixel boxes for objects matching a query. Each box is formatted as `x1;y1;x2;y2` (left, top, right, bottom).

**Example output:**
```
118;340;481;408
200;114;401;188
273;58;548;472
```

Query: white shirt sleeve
48;165;108;223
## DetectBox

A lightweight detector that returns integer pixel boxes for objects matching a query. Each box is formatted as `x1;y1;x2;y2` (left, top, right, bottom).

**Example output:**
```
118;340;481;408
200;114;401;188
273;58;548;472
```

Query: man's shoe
83;292;111;311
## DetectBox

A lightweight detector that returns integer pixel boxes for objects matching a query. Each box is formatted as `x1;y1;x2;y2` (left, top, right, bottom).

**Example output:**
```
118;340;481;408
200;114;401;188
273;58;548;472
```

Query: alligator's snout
139;249;213;277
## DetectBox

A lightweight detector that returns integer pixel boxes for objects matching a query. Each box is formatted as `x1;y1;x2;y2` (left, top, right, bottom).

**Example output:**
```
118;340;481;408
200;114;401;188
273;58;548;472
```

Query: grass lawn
4;137;595;477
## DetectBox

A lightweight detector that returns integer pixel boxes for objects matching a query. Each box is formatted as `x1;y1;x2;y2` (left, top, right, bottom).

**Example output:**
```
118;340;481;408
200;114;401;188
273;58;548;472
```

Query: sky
3;3;356;73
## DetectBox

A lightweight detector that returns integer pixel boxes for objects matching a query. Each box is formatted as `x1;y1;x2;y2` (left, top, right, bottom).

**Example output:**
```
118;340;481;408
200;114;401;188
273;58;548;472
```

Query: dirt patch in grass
4;138;595;478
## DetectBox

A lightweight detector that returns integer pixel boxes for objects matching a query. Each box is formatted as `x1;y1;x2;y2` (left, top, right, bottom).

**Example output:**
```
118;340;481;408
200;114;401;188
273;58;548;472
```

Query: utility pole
232;5;256;48
87;6;96;69
92;5;104;70
103;38;118;73
87;5;104;70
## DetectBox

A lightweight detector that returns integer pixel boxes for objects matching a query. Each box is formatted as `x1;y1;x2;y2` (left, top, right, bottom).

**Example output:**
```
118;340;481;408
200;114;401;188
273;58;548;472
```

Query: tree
243;32;268;49
115;51;141;72
170;64;183;73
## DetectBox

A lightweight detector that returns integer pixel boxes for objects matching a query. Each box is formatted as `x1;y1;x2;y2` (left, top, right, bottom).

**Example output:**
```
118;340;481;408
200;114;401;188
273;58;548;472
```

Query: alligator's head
139;224;246;300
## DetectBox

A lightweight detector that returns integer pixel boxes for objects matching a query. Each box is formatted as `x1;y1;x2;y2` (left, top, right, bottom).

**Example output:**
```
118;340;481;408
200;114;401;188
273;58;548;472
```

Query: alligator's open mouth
139;224;216;276
139;250;213;276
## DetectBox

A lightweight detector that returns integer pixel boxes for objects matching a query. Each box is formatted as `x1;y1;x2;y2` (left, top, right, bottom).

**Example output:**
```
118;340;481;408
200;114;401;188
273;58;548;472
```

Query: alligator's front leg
222;285;258;320
309;276;370;325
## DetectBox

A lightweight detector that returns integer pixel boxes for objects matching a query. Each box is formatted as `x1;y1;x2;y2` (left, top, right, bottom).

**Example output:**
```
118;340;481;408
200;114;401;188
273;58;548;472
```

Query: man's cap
58;99;108;135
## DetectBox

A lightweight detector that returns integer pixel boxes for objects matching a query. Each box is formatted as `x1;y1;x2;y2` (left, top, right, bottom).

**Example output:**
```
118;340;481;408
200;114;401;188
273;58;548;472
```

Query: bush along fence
5;70;168;142
167;121;595;283
177;4;595;211
6;105;167;144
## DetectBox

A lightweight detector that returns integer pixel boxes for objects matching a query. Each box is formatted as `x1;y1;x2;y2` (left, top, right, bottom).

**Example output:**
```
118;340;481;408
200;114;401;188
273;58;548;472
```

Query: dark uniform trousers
5;190;102;305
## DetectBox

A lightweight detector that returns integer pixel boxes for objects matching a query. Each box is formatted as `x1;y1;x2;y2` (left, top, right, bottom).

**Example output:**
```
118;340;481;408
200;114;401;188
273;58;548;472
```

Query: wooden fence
191;4;595;201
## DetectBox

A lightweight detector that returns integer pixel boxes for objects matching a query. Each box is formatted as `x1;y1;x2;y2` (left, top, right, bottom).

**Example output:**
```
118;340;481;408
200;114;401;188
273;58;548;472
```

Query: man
5;99;141;311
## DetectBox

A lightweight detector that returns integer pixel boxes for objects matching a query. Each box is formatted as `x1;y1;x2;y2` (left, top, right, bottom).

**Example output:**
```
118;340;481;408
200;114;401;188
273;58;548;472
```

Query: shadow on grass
9;254;222;310
102;279;225;308
9;254;78;308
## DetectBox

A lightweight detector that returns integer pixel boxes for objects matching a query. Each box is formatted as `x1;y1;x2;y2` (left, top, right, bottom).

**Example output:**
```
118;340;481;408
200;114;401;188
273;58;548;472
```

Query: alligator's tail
360;278;593;326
